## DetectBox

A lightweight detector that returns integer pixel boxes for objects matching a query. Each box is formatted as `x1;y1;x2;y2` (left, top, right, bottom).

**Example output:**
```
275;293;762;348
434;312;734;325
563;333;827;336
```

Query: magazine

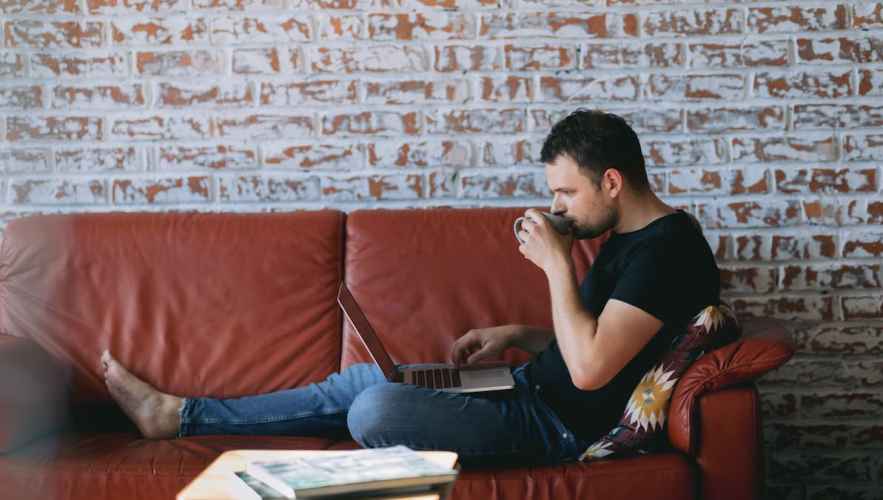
244;446;458;499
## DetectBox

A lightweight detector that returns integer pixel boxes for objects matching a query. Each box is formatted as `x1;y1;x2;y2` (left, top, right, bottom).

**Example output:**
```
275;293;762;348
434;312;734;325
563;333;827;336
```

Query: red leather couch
0;208;793;500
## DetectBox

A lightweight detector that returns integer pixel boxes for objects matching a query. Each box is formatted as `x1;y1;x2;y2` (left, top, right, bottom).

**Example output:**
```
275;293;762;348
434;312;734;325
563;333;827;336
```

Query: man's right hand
450;326;518;367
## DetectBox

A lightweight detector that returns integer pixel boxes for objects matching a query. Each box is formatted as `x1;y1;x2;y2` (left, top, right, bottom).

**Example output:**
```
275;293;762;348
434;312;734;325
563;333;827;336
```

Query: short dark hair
540;109;650;192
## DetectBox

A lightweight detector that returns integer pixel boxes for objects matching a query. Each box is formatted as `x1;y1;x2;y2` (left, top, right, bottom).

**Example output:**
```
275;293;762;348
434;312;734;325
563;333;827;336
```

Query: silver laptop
337;283;515;393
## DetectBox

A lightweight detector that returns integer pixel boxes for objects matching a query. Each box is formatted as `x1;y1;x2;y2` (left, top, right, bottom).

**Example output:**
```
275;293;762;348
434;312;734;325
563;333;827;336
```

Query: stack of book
230;446;459;499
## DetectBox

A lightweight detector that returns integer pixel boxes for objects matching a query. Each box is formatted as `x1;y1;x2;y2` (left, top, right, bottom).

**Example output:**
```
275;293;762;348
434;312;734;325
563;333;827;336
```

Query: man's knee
346;384;409;446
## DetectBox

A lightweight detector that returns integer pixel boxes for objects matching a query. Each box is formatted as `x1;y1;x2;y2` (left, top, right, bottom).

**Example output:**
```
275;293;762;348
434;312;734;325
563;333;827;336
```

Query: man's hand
450;326;516;366
517;209;574;274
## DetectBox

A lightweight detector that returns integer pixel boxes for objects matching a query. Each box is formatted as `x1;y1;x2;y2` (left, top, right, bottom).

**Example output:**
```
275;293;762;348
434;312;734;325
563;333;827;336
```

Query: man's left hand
517;209;573;274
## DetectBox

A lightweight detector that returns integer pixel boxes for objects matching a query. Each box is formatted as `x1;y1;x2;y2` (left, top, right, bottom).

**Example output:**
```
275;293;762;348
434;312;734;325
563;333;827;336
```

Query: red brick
367;140;470;168
854;2;883;29
10;177;106;205
317;14;363;40
215;114;314;140
647;73;744;100
192;0;283;9
477;76;531;103
583;41;683;69
110;115;210;141
707;233;731;261
52;83;145;109
4;20;104;49
434;45;501;72
843;134;883;161
797;36;883;64
793;104;883;130
730;295;835;321
218;174;320;202
481;12;627;39
365;79;469;105
211;15;312;43
300;0;396;8
261;80;357;106
795;325;883;355
479;139;535;166
322;174;426;201
157;82;253;108
843;231;883;258
802;392;883;420
113;176;211;204
643;8;743;36
263;143;359;170
688;106;786;132
427;108;525;135
88;0;184;13
399;0;498;8
7;116;102;142
136;50;224;76
427;169;456;198
842;296;883;320
760;392;798;419
0;0;79;13
322;111;420;136
646;138;729;166
858;69;883;96
368;13;474;40
539;75;639;101
158;144;256;170
0;148;51;174
689;39;789;68
719;265;778;294
111;17;208;45
232;48;282;74
775;168;877;194
668;169;722;195
56;146;141;172
0;85;42;110
782;264;880;291
732;135;836;163
460;171;549;199
311;45;429;73
698;200;801;228
0;52;26;78
30;51;128;78
802;199;858;226
770;234;838;260
758;359;845;388
747;4;848;33
754;70;852;98
843;360;883;388
505;44;576;70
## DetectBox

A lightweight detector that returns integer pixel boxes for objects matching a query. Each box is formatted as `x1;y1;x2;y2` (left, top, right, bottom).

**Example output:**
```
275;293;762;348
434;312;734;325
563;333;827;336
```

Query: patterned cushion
580;303;741;460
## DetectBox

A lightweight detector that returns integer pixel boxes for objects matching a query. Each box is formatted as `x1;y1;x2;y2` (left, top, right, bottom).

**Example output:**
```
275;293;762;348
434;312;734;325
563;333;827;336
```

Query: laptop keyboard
407;368;462;389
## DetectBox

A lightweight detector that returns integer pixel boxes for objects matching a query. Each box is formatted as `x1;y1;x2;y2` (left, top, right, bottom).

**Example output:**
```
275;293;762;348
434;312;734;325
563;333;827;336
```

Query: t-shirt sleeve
607;242;673;323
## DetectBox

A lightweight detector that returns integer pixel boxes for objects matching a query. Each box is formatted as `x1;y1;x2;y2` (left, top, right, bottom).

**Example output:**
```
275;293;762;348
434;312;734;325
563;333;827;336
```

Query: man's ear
602;168;624;198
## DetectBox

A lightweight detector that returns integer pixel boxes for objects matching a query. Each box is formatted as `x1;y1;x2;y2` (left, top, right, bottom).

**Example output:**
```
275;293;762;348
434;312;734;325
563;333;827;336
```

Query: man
102;109;720;466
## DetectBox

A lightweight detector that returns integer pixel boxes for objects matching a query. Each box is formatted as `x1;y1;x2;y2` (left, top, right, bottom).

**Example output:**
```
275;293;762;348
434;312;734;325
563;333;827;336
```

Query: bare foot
101;350;183;439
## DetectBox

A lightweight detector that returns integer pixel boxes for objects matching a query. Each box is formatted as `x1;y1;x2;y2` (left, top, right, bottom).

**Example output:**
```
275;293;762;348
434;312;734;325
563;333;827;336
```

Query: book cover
245;446;457;499
231;471;288;500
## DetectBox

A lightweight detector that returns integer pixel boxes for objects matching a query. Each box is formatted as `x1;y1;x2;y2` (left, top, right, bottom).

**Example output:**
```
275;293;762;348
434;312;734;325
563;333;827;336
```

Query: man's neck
613;191;676;234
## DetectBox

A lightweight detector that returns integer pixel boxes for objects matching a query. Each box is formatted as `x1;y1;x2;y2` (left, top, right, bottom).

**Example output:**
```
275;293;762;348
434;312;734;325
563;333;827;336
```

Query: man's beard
572;207;618;239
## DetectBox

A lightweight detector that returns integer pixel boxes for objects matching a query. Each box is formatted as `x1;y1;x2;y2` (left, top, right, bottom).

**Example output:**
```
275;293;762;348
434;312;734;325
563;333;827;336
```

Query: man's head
540;109;650;239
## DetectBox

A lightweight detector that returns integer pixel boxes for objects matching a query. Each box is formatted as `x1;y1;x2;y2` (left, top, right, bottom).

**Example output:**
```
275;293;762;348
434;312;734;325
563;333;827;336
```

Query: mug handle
513;216;526;244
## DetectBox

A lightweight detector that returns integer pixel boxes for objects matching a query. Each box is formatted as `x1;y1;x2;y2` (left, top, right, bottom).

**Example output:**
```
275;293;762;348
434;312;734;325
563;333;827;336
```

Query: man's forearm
546;257;598;385
509;325;555;354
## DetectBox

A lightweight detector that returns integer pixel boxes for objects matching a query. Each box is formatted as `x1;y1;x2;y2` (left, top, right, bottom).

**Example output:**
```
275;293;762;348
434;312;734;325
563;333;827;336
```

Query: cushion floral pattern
580;303;741;460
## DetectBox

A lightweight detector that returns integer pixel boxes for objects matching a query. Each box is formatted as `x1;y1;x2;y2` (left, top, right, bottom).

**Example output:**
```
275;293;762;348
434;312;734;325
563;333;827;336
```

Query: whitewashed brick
843;134;883;161
310;45;429;73
211;16;312;44
158;144;256;170
647;73;745;100
30;51;129;78
56;146;141;172
113;176;212;204
261;80;358;106
215;114;315;140
111;17;209;45
732;135;837;163
367;140;471;168
645;137;727;166
539;75;639;102
0;149;52;174
263;143;360;170
10;177;106;205
52;83;146;109
460;170;549;199
218;174;320;202
321;174;426;201
110;114;211;141
365;79;470;105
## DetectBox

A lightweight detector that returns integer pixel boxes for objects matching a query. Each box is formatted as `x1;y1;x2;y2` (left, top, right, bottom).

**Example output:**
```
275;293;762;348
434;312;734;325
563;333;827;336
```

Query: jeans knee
347;384;404;447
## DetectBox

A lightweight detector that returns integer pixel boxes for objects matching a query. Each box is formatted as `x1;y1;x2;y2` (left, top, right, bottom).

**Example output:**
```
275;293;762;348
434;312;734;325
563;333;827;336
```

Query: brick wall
1;0;882;497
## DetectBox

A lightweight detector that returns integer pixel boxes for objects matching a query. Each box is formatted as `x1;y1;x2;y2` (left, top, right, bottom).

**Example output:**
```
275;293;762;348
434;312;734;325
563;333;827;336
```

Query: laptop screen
337;283;399;382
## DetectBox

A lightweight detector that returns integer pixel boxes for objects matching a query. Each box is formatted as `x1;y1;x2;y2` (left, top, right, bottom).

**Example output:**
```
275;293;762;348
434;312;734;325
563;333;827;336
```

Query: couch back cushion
342;207;604;368
0;212;345;403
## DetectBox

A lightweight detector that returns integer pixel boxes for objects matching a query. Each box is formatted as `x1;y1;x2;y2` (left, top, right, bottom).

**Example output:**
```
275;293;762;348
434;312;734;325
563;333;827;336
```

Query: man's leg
179;363;386;437
346;367;584;467
102;350;386;439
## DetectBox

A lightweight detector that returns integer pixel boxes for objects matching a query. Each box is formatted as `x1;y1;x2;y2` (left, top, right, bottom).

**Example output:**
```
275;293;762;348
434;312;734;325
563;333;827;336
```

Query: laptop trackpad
460;367;514;388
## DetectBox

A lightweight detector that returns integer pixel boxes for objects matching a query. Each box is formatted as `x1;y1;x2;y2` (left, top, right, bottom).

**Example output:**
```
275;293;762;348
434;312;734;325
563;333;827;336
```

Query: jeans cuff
176;397;191;438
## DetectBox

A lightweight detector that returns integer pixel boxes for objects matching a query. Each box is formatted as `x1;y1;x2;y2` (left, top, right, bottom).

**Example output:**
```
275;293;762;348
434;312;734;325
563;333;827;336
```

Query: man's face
545;155;618;239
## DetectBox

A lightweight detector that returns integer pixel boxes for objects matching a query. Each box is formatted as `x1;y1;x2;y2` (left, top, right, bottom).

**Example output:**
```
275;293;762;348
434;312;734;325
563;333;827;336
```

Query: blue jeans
178;363;587;467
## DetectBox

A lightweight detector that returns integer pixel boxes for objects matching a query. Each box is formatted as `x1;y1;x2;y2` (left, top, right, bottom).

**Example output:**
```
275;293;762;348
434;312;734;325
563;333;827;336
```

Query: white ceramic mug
513;212;573;243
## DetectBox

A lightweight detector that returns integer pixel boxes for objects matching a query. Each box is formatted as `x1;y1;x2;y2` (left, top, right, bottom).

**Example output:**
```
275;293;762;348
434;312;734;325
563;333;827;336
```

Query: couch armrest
0;335;70;453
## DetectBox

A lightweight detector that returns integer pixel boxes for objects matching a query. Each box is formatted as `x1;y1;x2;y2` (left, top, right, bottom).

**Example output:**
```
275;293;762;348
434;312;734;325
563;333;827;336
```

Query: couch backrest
0;211;345;403
341;207;604;369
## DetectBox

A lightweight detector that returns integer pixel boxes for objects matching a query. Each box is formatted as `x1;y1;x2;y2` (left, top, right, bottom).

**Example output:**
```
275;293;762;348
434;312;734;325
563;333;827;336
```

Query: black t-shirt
525;210;720;442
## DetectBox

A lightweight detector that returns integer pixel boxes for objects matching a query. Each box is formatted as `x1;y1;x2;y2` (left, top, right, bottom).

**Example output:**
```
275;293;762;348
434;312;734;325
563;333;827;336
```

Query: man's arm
509;325;555;355
546;258;662;390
